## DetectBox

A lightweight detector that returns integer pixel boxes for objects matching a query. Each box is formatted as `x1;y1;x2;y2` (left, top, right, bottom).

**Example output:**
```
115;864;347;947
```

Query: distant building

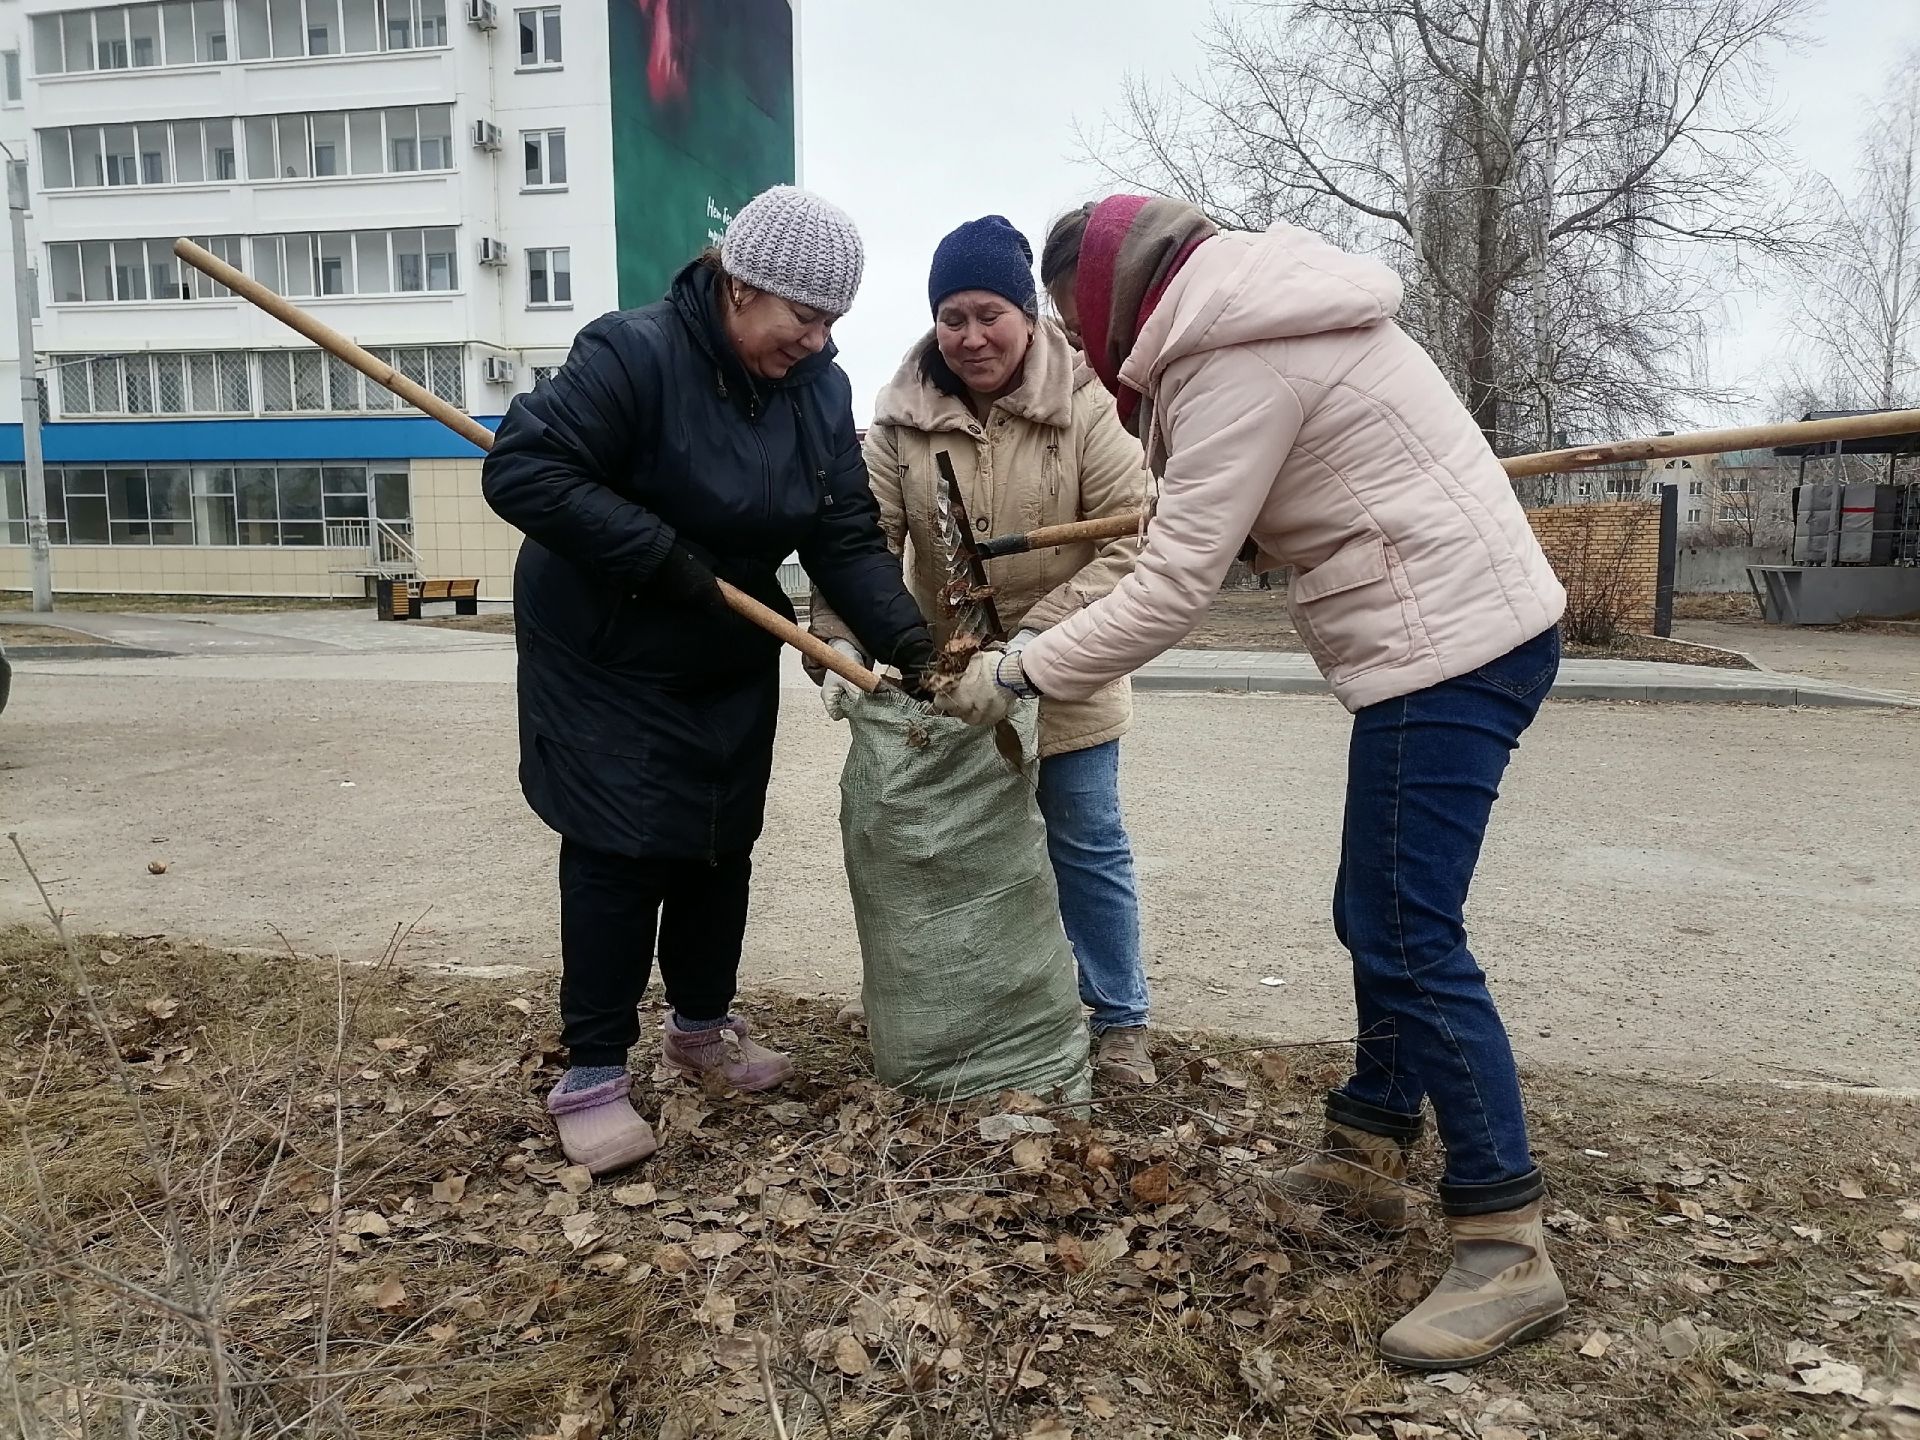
0;0;799;600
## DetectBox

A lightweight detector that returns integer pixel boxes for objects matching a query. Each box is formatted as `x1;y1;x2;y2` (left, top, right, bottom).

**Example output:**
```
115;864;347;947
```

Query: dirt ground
5;930;1916;1439
4;661;1917;1092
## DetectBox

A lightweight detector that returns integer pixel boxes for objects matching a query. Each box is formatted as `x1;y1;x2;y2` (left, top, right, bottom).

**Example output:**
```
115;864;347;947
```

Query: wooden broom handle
980;408;1920;555
172;239;882;695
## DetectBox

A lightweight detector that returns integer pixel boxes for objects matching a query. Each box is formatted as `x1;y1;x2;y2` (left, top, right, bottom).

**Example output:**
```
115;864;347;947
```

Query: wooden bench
376;576;480;620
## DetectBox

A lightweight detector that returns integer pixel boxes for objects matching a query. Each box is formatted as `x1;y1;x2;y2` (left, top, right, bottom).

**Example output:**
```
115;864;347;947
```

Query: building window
51;351;251;417
1723;477;1750;494
257;345;463;411
527;246;571;308
31;1;235;75
522;128;566;189
0;462;414;548
517;6;561;67
32;0;446;72
531;364;559;387
1686;508;1702;524
48;236;244;303
1689;480;1704;497
42;111;451;190
237;0;448;56
3;48;21;102
245;227;457;297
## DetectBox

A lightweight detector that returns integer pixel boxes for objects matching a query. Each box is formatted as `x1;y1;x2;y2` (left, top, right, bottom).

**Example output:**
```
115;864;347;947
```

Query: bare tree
1787;49;1920;416
1085;0;1815;455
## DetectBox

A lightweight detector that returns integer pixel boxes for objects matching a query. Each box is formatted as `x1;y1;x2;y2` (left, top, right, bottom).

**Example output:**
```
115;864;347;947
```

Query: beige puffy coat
1023;226;1566;712
814;318;1146;757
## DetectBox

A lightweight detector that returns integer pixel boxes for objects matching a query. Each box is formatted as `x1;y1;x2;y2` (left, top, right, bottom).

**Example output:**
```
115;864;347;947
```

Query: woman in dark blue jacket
484;186;933;1175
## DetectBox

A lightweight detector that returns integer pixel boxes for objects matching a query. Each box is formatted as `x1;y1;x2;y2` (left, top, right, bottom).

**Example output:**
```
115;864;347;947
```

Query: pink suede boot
661;1015;793;1092
545;1073;658;1176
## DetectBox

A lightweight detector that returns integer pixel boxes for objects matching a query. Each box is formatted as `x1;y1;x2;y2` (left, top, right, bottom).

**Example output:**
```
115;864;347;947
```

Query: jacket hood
872;317;1097;434
1119;226;1404;394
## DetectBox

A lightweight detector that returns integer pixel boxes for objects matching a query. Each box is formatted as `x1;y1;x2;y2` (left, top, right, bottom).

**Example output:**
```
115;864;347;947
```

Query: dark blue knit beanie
928;215;1036;315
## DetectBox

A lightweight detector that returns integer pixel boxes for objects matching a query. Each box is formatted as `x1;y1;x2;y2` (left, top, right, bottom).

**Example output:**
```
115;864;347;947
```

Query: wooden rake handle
171;239;882;695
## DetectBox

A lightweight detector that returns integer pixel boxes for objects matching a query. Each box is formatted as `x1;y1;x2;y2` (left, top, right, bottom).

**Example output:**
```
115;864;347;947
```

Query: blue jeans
1036;740;1150;1033
1332;626;1559;1214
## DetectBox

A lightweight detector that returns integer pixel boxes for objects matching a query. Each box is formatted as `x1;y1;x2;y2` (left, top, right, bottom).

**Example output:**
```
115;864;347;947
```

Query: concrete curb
1133;670;1919;709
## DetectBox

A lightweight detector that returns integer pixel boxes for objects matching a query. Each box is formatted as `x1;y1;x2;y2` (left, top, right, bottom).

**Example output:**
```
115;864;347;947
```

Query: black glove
648;542;726;613
890;630;938;698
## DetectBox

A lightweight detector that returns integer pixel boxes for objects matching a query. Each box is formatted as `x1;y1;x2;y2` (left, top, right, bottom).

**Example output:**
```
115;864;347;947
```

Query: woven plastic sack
832;687;1091;1102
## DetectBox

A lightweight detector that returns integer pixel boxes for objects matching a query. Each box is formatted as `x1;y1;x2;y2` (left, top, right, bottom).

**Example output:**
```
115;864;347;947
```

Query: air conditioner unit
483;355;516;385
477;237;509;267
466;0;497;28
472;119;502;152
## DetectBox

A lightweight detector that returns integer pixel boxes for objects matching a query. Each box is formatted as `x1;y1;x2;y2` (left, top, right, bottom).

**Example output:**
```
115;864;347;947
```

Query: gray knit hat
720;185;865;316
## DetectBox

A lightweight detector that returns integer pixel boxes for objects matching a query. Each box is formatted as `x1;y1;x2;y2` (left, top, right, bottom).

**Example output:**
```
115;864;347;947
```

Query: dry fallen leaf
1083;1395;1118;1420
431;1173;468;1205
834;1334;870;1377
1237;1346;1285;1406
1579;1328;1613;1359
561;1212;602;1251
1011;1136;1051;1171
557;1165;594;1196
345;1210;390;1238
1023;1418;1073;1440
691;1231;748;1262
143;997;179;1020
1659;1317;1701;1359
978;1113;1058;1142
1791;1360;1870;1398
582;1253;628;1276
693;1293;737;1331
505;997;534;1016
611;1182;657;1208
1130;1163;1174;1206
1838;1179;1868;1201
371;1276;407;1311
1878;1229;1911;1255
426;1322;457;1343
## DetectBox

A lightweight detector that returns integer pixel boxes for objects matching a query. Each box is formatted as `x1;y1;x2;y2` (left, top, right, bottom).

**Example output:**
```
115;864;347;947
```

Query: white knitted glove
820;639;866;720
934;649;1020;726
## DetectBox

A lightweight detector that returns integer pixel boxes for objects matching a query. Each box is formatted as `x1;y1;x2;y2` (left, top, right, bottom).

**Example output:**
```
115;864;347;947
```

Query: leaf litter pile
2;927;1917;1439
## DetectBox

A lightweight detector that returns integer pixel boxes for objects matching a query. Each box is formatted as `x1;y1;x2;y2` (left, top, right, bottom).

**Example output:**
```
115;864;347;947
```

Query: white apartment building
0;0;797;600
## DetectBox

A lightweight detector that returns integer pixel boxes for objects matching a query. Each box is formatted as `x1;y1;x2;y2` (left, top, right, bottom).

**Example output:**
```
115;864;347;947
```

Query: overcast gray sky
797;0;1915;431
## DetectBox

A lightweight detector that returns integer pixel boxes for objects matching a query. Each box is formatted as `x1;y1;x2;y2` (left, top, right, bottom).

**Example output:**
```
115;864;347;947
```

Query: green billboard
609;0;798;309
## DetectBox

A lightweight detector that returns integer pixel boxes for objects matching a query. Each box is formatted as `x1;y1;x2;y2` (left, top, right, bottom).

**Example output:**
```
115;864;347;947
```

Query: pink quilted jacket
1022;226;1566;712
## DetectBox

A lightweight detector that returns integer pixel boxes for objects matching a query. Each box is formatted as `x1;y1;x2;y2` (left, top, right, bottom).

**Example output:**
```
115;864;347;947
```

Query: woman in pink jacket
935;195;1569;1371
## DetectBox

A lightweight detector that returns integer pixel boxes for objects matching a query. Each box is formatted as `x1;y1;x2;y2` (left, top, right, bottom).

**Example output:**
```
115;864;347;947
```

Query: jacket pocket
1289;535;1410;677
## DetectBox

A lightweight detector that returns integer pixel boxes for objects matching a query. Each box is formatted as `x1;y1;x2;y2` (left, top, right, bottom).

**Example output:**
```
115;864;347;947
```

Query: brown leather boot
1377;1197;1568;1370
1275;1094;1420;1231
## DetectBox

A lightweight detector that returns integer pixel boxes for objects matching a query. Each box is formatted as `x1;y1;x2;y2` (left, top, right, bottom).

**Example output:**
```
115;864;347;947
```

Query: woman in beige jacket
812;215;1157;1086
936;197;1569;1370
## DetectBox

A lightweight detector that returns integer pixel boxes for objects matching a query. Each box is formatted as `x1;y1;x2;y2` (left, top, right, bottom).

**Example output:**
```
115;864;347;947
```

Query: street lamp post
5;146;52;612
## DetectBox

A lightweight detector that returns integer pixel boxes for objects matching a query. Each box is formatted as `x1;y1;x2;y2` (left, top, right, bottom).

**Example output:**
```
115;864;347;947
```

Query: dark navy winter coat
483;261;927;859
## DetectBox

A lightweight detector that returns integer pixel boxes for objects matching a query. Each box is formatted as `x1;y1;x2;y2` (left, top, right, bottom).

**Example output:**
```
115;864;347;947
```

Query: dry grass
0;594;361;615
415;614;516;636
0;626;104;648
2;918;1916;1440
1674;593;1765;624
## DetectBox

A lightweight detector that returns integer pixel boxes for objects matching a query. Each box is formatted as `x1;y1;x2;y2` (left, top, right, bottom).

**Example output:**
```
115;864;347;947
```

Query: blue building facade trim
0;416;505;464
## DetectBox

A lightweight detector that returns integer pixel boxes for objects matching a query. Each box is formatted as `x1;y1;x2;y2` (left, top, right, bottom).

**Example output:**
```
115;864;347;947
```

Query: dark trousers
558;838;752;1068
1332;626;1560;1212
